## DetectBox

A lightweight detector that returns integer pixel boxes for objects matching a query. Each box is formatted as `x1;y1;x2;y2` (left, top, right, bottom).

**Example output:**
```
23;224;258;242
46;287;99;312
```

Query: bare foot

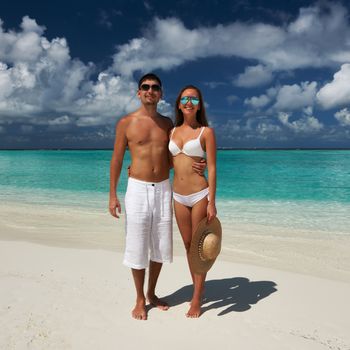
132;299;147;320
147;293;169;311
186;300;201;318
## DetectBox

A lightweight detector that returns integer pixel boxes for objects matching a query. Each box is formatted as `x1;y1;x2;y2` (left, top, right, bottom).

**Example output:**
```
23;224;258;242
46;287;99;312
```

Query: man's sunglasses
140;84;161;92
180;96;200;106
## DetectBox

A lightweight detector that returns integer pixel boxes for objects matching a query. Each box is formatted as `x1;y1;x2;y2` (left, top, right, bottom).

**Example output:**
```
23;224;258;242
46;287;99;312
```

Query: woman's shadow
163;277;277;316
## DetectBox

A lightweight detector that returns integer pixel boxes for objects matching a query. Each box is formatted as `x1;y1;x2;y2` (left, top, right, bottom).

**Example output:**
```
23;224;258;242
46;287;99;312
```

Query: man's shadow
163;277;277;316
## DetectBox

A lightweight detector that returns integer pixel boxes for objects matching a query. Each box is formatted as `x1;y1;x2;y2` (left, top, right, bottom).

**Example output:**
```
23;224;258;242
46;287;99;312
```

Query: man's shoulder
158;114;174;127
116;112;138;128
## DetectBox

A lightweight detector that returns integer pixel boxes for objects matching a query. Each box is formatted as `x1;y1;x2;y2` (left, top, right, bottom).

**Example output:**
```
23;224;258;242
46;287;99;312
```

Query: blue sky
1;0;350;148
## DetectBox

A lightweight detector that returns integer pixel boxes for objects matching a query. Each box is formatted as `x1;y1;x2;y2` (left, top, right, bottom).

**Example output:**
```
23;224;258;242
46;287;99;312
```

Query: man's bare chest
126;123;169;145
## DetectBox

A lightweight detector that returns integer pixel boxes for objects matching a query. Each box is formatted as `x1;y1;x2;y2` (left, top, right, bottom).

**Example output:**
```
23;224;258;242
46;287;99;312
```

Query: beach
1;149;350;349
1;201;350;350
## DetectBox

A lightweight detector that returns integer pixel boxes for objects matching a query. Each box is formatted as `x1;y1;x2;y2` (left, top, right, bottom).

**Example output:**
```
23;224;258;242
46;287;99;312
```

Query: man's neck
140;104;159;118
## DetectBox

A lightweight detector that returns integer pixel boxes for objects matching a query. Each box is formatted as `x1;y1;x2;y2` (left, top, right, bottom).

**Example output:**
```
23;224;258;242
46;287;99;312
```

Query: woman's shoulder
202;126;215;136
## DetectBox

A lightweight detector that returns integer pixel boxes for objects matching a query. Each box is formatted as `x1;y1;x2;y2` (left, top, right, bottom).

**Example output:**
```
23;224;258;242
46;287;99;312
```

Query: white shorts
123;177;173;269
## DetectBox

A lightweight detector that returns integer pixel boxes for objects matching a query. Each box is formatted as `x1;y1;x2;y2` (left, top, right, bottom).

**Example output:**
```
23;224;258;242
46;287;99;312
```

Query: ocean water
1;150;349;234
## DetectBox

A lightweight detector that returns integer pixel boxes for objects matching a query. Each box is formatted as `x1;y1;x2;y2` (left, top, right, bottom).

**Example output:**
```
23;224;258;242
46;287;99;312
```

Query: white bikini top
169;127;206;158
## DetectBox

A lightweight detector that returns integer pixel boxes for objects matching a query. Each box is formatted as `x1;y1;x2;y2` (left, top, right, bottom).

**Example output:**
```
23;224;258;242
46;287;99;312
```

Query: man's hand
109;196;121;218
192;158;207;176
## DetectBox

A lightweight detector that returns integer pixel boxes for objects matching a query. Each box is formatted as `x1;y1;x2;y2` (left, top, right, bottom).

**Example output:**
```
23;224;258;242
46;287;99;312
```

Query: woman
169;85;217;318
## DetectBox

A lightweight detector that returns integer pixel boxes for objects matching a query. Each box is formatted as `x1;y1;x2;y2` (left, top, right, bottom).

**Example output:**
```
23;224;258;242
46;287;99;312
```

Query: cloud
0;16;143;128
97;9;122;29
317;63;350;109
47;115;71;125
112;2;350;76
234;64;273;87
255;121;282;139
216;116;287;144
273;81;317;110
244;87;277;110
226;95;239;105
245;94;271;109
334;108;350;126
143;1;153;11
246;81;318;113
98;10;113;29
277;111;323;133
204;81;226;89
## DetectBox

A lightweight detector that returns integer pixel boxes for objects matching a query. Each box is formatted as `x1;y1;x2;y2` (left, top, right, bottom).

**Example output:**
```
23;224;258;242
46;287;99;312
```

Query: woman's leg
173;200;194;282
187;196;208;318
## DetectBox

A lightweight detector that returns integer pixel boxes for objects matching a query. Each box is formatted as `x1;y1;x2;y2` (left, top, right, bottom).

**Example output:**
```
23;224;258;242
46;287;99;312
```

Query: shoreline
1;201;349;283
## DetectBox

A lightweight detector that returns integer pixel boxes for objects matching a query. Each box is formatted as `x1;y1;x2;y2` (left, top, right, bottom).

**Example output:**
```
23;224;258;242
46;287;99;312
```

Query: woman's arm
205;127;217;222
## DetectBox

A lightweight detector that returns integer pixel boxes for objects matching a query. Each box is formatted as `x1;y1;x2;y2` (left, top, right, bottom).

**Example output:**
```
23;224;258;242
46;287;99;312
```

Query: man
109;73;204;320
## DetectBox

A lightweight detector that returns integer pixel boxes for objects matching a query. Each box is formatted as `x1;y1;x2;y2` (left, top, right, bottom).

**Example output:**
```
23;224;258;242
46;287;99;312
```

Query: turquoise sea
1;150;349;234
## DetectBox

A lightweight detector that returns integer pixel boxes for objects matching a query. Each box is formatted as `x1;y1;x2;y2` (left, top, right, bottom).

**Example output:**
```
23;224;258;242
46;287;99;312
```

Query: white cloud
0;16;143;127
47;115;71;125
245;82;318;115
156;100;172;116
234;64;273;87
243;86;274;111
317;63;350;109
245;94;271;109
72;73;141;121
302;106;313;116
278;111;323;133
334;108;350;126
217;116;287;143
255;121;282;140
112;3;350;76
273;81;317;110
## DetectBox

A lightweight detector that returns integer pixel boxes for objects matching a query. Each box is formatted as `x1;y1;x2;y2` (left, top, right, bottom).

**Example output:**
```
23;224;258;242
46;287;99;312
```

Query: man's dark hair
138;73;162;89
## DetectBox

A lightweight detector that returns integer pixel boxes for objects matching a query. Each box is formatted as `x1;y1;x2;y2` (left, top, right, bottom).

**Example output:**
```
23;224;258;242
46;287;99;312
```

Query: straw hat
189;217;222;274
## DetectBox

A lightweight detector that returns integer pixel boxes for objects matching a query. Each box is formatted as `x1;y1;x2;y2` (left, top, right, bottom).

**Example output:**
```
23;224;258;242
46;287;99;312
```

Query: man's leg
146;261;169;310
131;268;147;320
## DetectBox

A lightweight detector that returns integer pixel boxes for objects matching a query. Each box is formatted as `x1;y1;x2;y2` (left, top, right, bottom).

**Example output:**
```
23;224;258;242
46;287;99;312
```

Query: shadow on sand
163;277;277;316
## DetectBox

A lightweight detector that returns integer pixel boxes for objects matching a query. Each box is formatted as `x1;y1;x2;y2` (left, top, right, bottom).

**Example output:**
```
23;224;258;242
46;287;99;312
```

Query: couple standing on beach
109;73;219;320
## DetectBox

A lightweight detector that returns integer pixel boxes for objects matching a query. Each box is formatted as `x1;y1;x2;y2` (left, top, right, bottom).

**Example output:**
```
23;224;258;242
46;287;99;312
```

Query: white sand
1;202;350;349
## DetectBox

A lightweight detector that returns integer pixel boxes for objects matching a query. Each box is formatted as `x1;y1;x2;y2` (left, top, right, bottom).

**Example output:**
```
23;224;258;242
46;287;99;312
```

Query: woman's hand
207;202;217;223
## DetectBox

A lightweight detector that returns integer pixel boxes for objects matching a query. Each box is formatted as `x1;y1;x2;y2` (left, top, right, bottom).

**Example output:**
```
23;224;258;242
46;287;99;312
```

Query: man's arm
109;117;128;219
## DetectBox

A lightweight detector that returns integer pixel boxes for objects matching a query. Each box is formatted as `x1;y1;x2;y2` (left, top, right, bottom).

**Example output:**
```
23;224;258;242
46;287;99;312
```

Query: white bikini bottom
173;187;209;208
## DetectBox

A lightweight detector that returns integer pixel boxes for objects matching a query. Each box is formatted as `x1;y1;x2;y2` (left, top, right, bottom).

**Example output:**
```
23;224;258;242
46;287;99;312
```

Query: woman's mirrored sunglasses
180;96;200;106
140;84;161;92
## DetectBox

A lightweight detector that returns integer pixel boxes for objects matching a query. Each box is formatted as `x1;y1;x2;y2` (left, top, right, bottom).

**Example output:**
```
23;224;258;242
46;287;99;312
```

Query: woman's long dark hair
174;85;209;127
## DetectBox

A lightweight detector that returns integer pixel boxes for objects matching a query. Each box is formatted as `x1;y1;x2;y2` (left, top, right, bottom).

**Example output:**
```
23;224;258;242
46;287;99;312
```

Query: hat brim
189;217;222;274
